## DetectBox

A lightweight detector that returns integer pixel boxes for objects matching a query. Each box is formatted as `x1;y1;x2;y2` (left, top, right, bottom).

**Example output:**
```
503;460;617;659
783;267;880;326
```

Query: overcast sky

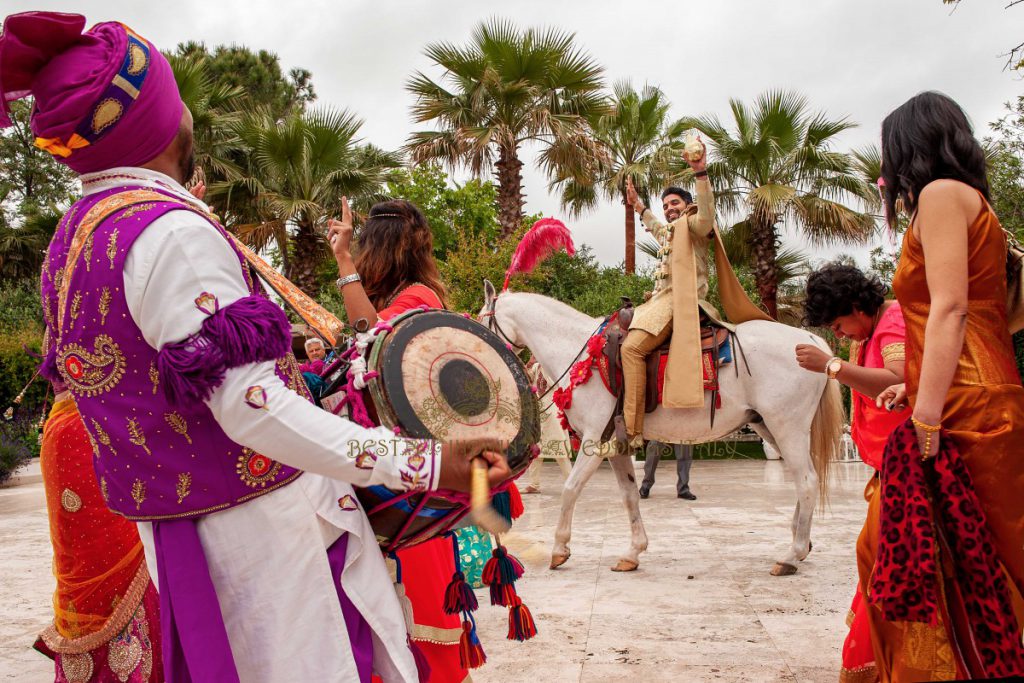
7;1;1022;269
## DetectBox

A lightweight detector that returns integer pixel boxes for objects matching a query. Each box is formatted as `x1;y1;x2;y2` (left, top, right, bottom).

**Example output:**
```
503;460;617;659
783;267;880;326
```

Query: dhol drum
353;309;540;551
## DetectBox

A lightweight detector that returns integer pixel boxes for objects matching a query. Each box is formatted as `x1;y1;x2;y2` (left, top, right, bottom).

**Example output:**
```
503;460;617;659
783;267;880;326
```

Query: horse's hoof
610;559;639;572
770;562;798;576
550;553;570;569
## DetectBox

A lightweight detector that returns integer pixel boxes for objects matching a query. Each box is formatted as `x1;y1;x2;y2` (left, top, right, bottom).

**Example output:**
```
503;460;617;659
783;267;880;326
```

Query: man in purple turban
1;12;510;683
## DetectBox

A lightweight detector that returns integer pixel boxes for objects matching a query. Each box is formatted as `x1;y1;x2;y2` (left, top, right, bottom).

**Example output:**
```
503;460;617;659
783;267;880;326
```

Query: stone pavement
0;459;872;682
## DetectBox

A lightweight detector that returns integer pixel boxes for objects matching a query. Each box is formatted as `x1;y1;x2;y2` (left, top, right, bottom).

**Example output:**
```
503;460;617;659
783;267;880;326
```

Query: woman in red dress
328;198;468;682
796;264;908;683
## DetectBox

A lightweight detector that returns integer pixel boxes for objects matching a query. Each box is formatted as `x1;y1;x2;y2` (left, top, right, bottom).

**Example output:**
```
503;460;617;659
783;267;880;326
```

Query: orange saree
856;198;1024;682
34;399;161;682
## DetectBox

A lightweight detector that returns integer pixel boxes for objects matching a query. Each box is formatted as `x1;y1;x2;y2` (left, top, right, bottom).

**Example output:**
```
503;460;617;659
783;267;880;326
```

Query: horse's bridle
481;294;526;352
481;293;605;403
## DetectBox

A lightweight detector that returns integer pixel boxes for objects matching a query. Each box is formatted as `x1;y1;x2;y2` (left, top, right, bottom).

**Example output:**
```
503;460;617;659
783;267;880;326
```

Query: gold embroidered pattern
126;418;151;456
236;448;282;488
82;232;95;272
100;477;109;503
130;479;146;509
176;473;192;504
125;419;150;456
898;620;957;680
838;663;879;683
57;334;126;397
39;564;150;655
69;291;82;322
90;418;111;451
98;287;111;325
881;342;906;364
54;265;66;292
165;412;192;444
105;228;120;269
59;652;94;683
91;98;123;135
61;488;83;513
107;633;143;680
113;202;156;224
148;362;159;395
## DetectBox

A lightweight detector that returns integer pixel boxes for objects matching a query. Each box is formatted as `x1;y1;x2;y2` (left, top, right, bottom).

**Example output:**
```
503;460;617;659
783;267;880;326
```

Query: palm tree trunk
288;221;322;297
623;188;635;275
494;145;525;239
750;216;779;318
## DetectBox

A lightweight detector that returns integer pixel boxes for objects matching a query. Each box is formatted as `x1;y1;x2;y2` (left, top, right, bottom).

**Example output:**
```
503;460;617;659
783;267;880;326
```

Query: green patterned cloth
453;525;493;588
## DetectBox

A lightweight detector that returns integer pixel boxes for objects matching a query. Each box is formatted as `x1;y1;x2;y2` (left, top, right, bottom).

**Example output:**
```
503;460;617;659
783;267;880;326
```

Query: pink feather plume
503;217;576;290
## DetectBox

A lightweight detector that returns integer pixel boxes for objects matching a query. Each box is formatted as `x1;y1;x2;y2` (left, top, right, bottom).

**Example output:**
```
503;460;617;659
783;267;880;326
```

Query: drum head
369;309;539;473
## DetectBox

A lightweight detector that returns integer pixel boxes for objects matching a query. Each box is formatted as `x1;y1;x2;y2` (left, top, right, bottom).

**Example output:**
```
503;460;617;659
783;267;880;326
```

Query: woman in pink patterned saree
796;263;907;683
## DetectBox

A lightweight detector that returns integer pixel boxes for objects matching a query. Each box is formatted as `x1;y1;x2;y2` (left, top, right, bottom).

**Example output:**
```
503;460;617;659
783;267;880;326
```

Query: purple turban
0;11;183;174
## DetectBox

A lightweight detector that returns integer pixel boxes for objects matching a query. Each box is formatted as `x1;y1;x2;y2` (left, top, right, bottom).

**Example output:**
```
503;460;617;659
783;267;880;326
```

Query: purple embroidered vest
41;186;304;520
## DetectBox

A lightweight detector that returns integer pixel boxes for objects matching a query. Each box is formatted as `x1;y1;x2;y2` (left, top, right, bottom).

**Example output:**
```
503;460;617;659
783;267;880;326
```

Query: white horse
482;283;844;576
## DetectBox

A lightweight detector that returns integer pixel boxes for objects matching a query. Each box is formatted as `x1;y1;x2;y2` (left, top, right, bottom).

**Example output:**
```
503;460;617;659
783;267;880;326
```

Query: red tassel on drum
459;618;487;669
508;483;524;520
507;596;538;641
443;570;478;615
482;545;525;606
443;533;479;614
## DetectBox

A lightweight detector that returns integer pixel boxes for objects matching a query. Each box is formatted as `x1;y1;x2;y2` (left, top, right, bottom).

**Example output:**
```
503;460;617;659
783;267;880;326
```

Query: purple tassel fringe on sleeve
156;295;292;406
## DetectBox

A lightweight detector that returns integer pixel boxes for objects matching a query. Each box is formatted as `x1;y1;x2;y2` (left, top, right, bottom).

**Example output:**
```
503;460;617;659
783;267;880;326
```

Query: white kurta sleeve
123;209;440;492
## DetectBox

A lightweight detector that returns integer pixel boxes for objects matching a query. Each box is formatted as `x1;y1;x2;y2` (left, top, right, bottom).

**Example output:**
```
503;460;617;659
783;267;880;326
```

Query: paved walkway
0;459;872;682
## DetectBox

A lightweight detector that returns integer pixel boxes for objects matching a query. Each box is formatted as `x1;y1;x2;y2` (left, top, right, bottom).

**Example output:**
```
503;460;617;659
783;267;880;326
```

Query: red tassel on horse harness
458;618;487;669
507;595;538;641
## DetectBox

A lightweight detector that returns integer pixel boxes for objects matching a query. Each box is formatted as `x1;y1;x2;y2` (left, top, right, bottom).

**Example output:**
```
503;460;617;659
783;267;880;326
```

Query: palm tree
558;82;687;274
0;207;61;281
679;91;877;317
168;52;247;184
406;19;608;238
212;108;401;295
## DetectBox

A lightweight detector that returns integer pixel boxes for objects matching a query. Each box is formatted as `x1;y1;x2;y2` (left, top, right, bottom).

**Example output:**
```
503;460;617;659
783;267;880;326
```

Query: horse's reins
481;295;605;403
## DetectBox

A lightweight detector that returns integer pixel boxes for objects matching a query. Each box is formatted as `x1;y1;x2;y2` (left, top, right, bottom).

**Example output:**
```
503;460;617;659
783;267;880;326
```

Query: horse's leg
606;451;648;572
550;434;604;569
762;424;817;577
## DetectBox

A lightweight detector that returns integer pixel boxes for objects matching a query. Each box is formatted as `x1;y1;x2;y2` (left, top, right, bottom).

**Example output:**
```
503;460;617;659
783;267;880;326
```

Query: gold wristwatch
825;357;843;380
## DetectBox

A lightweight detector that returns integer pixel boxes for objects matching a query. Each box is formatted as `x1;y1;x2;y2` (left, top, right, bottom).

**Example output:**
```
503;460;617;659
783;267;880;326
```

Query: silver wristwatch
336;273;361;289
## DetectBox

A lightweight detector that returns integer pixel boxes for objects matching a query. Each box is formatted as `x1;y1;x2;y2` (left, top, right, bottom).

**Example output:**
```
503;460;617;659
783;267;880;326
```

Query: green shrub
0;414;37;483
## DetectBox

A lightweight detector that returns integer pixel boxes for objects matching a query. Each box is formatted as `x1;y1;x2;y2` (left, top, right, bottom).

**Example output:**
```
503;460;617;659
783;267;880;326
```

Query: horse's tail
809;378;844;509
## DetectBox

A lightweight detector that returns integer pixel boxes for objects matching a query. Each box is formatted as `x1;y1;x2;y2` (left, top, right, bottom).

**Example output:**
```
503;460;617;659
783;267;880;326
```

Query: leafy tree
987;96;1024;240
0;100;77;228
384;164;500;257
172;42;315;119
167;51;247;184
406;19;608;239
213;108;401;295
680;90;877;317
557;82;687;274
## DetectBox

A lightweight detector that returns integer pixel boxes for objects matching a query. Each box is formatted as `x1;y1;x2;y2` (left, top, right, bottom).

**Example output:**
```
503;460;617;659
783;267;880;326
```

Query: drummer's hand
327;196;355;264
437;438;511;492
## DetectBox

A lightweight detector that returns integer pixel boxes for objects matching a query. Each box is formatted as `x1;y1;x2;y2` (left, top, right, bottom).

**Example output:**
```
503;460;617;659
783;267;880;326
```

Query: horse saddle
644;321;730;413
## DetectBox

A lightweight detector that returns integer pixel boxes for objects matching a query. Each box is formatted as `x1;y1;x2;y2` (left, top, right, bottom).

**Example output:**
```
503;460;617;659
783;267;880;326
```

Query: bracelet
910;416;941;432
336;273;361;290
911;417;942;460
636;205;646;216
694;170;709;178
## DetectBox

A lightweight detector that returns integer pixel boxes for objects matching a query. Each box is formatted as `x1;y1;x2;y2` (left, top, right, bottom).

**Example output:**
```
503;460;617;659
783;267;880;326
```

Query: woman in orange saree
34;379;161;682
863;91;1024;681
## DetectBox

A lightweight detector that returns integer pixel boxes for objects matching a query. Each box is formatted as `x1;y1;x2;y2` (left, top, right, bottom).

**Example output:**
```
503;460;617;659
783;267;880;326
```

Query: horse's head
479;279;526;351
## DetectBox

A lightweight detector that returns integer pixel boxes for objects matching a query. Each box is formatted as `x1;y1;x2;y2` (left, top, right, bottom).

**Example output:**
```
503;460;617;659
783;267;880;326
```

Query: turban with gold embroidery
0;12;182;174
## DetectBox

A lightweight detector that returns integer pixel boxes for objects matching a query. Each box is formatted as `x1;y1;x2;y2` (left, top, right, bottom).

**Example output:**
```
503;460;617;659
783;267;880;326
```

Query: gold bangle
911;417;941;433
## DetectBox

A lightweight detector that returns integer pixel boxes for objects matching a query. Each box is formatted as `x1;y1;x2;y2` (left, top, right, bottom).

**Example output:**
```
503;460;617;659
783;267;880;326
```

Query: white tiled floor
0;459;873;682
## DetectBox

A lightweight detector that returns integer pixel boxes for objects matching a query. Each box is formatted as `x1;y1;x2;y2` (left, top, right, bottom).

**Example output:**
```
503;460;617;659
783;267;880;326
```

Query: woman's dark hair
880;91;989;228
354;200;447;310
803;263;887;327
